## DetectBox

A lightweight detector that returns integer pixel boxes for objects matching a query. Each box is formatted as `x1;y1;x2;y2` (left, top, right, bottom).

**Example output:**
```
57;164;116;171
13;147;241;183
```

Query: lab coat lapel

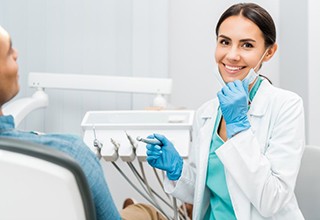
248;80;270;117
193;99;219;219
198;99;218;158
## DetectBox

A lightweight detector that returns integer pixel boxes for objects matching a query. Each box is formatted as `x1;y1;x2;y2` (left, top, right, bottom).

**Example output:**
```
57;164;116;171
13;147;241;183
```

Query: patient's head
0;25;19;111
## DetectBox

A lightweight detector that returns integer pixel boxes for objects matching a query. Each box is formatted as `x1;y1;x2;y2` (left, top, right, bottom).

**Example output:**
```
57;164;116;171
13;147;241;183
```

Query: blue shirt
0;115;121;220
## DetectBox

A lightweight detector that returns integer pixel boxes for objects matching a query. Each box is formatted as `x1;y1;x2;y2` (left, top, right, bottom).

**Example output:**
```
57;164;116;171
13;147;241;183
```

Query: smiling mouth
224;64;245;72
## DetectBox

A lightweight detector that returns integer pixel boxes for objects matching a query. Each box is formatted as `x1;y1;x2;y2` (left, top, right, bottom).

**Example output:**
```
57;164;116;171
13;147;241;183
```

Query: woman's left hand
217;79;251;138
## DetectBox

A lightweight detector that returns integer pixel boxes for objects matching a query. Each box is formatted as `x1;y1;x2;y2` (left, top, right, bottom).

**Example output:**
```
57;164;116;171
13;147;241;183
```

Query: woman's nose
226;47;240;61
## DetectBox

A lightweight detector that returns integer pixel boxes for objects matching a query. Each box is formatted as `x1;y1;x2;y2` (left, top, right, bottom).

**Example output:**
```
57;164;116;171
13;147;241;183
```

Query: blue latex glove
217;79;251;138
146;133;183;180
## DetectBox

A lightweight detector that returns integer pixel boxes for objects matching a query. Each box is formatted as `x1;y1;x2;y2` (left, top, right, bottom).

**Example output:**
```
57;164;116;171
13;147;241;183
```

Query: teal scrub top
204;77;263;220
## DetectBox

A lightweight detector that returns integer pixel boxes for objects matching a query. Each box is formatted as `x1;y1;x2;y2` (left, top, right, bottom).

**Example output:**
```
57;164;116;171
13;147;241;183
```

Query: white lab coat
164;80;305;220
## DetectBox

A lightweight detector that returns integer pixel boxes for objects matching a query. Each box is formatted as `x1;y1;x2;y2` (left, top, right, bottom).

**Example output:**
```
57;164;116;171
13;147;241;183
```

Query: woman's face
215;15;269;83
0;26;19;107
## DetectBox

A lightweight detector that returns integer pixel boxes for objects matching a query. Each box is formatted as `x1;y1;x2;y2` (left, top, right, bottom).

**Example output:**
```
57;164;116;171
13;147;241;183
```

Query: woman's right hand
146;133;183;180
217;79;251;138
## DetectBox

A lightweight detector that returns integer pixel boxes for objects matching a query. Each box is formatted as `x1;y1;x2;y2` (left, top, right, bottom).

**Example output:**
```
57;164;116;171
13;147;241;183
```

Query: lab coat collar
248;79;271;117
200;99;219;120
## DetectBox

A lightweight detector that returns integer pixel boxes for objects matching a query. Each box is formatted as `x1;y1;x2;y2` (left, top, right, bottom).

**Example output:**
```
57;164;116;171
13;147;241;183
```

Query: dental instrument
110;138;120;151
92;126;103;160
125;131;137;151
127;162;169;219
80;110;194;219
136;136;163;146
100;138;119;161
111;161;173;219
118;132;137;160
124;132;186;219
126;131;168;215
111;162;157;209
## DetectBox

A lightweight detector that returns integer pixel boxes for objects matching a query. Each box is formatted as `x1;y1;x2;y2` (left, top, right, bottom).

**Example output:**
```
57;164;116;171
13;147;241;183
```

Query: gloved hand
217;79;251;139
146;133;183;180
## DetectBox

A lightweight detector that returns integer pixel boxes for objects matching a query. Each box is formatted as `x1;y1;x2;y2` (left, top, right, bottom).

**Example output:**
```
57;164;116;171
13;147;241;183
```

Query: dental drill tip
136;136;162;146
110;138;120;149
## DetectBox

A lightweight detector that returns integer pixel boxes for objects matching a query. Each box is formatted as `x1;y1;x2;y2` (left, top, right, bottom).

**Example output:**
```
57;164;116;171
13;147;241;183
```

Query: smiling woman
144;3;306;220
214;5;277;84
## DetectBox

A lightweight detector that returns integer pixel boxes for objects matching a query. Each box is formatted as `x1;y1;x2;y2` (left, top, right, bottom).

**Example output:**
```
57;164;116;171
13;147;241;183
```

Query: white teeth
225;65;242;71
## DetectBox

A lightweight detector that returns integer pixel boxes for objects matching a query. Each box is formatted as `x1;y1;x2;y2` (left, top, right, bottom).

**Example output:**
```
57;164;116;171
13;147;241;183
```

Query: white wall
278;1;309;143
308;0;320;145
1;0;168;135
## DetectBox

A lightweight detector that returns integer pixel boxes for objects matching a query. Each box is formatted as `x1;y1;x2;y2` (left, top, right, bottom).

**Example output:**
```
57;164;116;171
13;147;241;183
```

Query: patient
0;25;167;220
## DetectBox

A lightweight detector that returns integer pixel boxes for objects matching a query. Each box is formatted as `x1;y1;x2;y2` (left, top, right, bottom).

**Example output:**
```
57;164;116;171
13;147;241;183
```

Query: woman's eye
243;42;253;48
219;39;229;45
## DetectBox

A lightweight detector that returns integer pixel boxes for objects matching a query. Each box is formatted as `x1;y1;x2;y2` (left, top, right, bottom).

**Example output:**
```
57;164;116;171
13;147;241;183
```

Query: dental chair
295;145;320;220
0;137;96;220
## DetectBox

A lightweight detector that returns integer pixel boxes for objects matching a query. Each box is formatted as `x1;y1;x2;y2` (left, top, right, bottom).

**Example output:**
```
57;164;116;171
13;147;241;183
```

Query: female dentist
146;3;305;220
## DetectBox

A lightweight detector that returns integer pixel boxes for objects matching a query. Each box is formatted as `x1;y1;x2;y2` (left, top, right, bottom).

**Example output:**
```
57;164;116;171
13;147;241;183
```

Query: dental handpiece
136;136;163;146
125;131;137;150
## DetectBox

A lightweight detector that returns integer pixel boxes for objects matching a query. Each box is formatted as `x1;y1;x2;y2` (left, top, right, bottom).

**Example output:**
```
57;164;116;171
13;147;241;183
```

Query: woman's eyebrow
218;35;256;43
218;34;231;41
239;38;256;43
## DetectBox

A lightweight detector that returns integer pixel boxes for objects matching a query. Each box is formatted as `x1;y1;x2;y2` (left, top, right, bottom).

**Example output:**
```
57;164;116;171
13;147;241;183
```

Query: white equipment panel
81;110;194;161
